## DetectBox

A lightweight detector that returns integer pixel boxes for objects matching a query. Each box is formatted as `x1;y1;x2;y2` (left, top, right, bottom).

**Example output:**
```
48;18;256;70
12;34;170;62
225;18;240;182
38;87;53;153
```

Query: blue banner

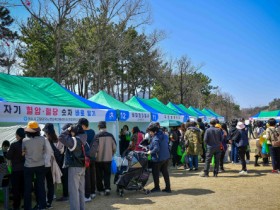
151;113;158;122
105;110;117;121
119;110;130;121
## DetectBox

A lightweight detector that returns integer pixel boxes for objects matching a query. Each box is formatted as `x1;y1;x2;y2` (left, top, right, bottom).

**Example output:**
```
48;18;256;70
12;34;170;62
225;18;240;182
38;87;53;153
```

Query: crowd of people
0;117;280;210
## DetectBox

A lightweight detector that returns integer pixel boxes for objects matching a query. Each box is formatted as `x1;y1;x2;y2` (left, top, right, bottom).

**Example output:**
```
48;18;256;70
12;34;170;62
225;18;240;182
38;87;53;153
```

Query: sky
146;0;280;108
5;0;280;108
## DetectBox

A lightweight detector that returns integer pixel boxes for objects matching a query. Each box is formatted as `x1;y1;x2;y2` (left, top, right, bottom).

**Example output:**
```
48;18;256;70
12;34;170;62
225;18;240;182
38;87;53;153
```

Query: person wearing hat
6;128;25;210
93;121;116;196
22;121;47;210
200;119;223;177
236;121;249;175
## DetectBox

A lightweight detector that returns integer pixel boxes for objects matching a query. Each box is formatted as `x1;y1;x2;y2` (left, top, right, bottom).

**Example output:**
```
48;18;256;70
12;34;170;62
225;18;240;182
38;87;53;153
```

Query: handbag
111;157;117;174
269;128;280;147
81;143;90;168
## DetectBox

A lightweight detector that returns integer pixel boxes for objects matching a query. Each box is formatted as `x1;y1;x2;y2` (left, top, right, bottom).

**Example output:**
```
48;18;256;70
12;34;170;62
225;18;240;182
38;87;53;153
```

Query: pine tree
0;6;18;71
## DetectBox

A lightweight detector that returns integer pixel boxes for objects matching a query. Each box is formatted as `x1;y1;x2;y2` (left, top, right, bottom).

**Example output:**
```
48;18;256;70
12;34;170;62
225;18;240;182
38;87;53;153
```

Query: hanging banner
0;102;116;123
119;110;151;122
151;113;184;122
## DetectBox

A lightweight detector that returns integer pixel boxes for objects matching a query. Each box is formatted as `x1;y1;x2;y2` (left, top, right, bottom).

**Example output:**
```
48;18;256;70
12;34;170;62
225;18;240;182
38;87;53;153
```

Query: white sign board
0;102;116;123
151;113;185;122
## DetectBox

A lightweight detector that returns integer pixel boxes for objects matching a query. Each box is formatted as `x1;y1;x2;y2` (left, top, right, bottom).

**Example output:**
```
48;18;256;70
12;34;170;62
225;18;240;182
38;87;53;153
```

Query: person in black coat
6;128;25;210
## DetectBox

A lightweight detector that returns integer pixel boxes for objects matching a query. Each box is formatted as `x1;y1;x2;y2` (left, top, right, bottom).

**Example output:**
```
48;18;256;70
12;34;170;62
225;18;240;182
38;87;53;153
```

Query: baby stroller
114;146;150;197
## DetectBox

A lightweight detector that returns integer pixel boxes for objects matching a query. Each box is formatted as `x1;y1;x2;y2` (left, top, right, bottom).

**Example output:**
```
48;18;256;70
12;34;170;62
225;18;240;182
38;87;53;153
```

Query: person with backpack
93;121;116;196
78;118;96;202
184;121;202;171
265;118;280;173
58;124;87;210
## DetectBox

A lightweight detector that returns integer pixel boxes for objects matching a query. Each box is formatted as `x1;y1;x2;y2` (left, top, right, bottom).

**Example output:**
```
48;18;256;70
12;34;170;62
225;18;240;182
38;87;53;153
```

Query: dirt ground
2;139;280;210
52;139;280;210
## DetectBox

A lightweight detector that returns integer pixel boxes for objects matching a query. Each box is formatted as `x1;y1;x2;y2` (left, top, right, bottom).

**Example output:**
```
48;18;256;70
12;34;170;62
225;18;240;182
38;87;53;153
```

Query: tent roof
126;97;180;115
89;91;145;112
252;110;280;119
166;102;190;116
201;108;217;117
0;73;90;108
177;104;199;117
205;108;223;118
63;87;110;109
188;106;206;117
125;96;160;113
144;98;179;115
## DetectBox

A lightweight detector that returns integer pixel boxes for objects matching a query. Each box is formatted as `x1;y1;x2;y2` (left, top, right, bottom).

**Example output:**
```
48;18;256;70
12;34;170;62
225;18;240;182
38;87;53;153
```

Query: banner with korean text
118;110;151;122
0;102;117;123
151;113;185;122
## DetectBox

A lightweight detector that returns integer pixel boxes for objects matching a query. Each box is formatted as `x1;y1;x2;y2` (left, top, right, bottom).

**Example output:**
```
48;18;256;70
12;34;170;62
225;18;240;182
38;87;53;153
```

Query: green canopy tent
167;102;198;122
89;91;152;153
0;73;116;145
201;108;225;122
88;90;150;122
125;97;184;123
177;104;199;120
0;74;115;124
0;73;90;107
200;109;217;122
251;110;280;121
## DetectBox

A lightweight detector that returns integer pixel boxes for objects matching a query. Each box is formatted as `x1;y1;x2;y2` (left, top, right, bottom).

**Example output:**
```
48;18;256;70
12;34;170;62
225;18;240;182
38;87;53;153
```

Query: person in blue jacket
147;124;171;193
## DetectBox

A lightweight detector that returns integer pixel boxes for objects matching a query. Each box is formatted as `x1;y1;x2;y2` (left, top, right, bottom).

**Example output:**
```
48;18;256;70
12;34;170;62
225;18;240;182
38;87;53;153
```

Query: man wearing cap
93;121;116;195
200;119;223;177
22;121;47;210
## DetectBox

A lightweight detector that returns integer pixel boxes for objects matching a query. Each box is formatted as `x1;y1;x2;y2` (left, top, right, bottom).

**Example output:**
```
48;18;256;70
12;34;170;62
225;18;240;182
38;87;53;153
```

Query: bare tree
81;0;151;93
173;55;204;104
0;40;20;74
20;0;81;83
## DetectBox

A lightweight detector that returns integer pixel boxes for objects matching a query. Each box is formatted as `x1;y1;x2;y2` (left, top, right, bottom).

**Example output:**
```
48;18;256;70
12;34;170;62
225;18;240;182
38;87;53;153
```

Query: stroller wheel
144;189;151;195
119;189;124;197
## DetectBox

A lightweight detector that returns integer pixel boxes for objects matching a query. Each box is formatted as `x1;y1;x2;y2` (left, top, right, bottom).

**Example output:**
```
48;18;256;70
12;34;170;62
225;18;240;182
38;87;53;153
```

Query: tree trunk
55;28;61;83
